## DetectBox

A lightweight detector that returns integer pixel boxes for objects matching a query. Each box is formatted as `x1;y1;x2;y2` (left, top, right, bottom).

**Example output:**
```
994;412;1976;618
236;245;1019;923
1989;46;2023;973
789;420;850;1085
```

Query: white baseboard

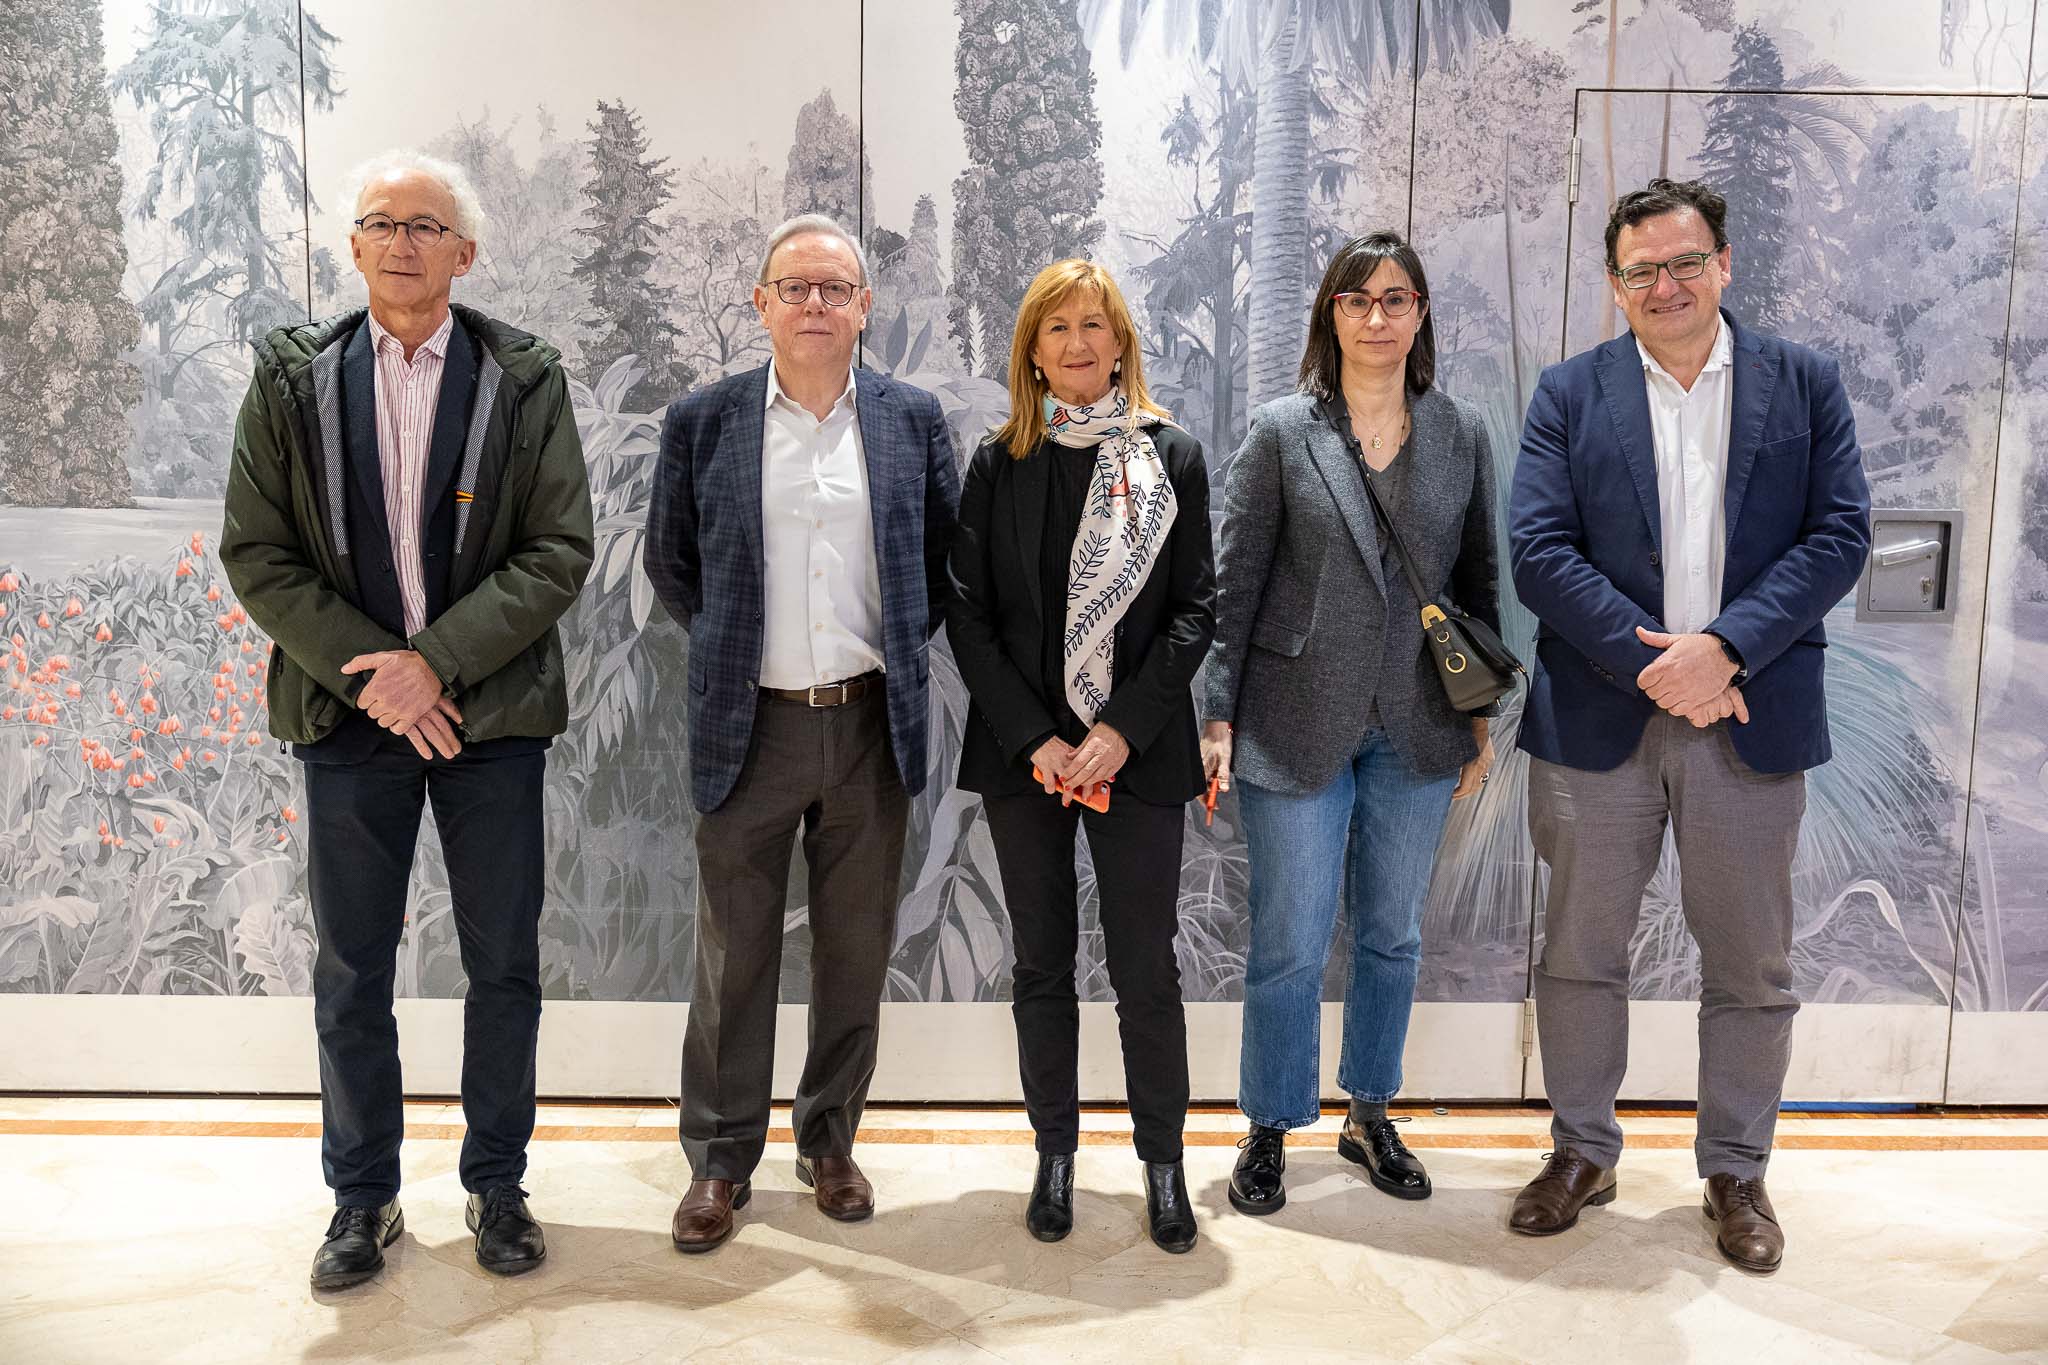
1942;1010;2048;1103
0;997;1525;1102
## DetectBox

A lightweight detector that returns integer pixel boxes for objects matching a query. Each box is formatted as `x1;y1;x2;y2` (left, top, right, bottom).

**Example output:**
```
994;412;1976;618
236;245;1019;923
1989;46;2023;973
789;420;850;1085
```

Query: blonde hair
994;259;1169;459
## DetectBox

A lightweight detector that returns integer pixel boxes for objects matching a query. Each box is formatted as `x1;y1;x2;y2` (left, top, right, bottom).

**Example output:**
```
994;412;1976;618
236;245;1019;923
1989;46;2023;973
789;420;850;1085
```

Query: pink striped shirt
365;310;453;637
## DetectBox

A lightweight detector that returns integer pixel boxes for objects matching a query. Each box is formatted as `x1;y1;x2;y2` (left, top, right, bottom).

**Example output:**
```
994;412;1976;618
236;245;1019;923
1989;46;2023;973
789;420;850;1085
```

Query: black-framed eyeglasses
1611;250;1716;290
764;276;859;307
1334;288;1424;319
353;214;460;246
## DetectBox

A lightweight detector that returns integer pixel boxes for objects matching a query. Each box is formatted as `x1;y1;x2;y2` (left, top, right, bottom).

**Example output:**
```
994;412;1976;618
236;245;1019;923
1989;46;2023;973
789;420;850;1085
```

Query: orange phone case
1032;765;1112;813
1202;776;1220;827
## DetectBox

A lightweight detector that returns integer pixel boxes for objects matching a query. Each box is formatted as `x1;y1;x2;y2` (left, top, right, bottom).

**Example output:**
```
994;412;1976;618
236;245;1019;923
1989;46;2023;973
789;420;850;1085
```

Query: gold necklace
1360;407;1409;453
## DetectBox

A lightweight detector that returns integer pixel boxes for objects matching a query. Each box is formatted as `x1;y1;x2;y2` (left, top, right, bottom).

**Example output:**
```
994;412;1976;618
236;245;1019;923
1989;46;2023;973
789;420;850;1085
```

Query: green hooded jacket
220;305;595;746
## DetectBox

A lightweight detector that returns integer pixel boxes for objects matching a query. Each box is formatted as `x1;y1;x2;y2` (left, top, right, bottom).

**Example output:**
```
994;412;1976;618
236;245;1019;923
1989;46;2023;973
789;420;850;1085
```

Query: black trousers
982;790;1189;1163
302;739;547;1207
681;690;909;1181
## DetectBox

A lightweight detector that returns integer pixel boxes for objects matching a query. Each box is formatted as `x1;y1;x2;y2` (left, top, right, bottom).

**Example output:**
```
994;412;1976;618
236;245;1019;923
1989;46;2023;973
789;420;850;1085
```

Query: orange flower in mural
62;598;81;618
206;584;221;602
36;612;51;629
139;694;158;715
153;817;166;834
282;805;299;823
0;573;17;592
190;532;205;555
175;559;194;578
95;623;112;642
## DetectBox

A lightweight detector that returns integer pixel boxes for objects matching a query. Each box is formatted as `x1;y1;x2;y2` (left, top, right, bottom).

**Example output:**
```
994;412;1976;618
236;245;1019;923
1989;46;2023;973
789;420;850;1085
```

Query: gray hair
757;212;869;286
342;149;488;243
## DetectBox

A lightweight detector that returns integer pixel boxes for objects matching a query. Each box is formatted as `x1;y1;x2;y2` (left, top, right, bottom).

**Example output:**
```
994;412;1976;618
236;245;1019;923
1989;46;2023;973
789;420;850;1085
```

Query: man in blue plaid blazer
644;214;959;1250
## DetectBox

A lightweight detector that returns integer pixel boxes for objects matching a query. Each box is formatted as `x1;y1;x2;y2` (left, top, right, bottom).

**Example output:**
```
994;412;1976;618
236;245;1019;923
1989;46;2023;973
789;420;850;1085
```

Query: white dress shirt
758;363;886;689
1640;318;1734;634
366;310;453;637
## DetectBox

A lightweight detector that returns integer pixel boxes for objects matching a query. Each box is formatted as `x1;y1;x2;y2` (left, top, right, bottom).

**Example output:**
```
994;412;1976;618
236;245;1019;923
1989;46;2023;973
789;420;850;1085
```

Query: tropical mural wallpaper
1;1;2043;1076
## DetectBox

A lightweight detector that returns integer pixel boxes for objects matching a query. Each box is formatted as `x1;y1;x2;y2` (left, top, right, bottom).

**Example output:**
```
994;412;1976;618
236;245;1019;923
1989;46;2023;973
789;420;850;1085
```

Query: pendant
1370;434;1385;451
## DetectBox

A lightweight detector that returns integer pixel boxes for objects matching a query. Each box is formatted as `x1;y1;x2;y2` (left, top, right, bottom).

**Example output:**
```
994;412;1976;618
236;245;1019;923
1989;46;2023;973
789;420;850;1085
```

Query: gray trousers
680;688;908;1182
1528;709;1806;1180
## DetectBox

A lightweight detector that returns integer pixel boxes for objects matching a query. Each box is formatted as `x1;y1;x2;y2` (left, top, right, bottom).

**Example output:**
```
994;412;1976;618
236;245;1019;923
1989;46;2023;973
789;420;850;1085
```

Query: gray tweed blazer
1203;387;1501;791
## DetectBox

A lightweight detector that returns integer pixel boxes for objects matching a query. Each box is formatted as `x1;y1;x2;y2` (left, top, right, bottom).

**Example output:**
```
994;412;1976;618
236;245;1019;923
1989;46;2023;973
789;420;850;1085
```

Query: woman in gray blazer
1203;231;1501;1216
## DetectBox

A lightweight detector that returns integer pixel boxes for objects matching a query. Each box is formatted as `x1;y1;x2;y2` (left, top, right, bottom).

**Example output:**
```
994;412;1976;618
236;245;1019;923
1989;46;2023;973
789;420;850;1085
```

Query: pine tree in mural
0;0;143;507
949;0;1106;379
1695;23;1794;333
782;89;873;236
574;99;686;410
112;0;337;345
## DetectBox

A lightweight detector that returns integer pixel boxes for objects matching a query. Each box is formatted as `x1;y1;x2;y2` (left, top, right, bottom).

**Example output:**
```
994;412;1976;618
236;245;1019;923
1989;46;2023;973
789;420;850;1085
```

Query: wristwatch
1708;632;1748;685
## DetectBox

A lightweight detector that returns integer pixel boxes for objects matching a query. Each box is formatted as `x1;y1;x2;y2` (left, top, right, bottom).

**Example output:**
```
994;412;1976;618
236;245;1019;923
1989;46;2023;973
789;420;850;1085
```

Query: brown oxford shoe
795;1153;874;1222
1704;1174;1784;1273
671;1178;750;1253
1508;1148;1617;1236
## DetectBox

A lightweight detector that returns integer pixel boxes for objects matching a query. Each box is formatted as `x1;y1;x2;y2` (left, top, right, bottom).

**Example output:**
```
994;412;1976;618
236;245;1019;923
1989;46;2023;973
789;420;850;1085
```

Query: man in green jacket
220;151;593;1293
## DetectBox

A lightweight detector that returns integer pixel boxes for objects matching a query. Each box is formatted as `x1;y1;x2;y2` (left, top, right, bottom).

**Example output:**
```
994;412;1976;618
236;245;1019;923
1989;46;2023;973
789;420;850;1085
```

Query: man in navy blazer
645;213;959;1250
1506;179;1870;1272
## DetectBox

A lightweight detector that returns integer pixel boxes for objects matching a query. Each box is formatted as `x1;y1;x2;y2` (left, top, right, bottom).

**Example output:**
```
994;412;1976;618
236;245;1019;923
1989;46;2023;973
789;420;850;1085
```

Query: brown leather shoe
1508;1149;1618;1236
671;1178;750;1253
795;1153;874;1222
1704;1174;1784;1272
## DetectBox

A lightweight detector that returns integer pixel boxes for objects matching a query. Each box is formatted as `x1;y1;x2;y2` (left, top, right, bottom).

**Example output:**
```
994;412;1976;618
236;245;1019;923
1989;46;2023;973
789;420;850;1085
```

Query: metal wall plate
1856;509;1964;624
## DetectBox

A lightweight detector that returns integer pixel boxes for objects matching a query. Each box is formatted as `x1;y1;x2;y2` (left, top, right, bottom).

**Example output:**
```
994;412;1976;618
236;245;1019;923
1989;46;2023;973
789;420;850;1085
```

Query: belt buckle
806;681;839;708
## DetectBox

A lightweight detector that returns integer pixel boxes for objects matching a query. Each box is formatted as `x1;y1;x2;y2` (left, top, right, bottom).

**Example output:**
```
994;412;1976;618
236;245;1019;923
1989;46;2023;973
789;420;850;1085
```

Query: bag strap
1321;397;1446;629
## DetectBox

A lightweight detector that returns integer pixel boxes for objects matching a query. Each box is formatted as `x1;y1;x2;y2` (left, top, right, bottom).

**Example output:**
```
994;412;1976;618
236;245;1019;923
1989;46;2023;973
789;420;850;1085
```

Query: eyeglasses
353;214;460;246
1611;250;1716;290
764;277;860;307
1334;288;1423;319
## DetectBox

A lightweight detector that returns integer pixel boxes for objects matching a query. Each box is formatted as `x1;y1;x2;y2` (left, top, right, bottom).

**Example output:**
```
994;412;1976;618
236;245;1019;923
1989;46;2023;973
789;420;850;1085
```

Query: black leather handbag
1359;459;1524;714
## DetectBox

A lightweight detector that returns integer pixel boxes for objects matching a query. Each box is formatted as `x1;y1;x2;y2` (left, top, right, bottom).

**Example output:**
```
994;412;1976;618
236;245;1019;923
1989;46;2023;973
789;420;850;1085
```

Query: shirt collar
766;361;857;415
1639;314;1732;386
366;308;453;362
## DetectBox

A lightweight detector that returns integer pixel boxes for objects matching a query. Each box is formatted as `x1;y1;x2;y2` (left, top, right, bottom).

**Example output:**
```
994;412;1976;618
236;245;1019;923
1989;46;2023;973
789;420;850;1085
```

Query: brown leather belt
760;670;883;707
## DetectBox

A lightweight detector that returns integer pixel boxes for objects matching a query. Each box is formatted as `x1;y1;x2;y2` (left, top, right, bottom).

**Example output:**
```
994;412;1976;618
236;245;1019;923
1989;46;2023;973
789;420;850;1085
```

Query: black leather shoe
310;1198;403;1291
1026;1153;1075;1242
1228;1124;1287;1216
1338;1112;1432;1200
465;1184;546;1276
1142;1160;1197;1254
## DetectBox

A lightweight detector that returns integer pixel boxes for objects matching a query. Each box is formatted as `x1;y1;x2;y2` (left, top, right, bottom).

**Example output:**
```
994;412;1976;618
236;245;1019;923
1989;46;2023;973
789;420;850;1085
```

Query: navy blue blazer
644;363;961;813
1508;312;1871;775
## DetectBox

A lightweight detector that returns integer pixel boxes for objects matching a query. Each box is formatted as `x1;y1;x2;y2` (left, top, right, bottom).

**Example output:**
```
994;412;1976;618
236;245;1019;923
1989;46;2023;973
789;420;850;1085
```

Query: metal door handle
1876;538;1942;567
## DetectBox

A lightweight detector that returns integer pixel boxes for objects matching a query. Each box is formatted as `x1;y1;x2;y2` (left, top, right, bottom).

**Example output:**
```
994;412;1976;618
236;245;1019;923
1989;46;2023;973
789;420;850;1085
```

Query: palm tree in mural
1079;0;1509;408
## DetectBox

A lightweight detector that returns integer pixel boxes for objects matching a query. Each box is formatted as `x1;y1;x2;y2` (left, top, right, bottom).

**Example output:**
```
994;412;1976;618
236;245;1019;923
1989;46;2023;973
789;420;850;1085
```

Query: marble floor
1;1098;2045;1364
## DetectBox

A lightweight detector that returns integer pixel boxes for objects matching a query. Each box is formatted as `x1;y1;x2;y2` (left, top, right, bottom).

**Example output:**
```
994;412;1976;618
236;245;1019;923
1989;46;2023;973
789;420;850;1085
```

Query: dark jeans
982;790;1189;1163
681;689;909;1182
302;740;547;1207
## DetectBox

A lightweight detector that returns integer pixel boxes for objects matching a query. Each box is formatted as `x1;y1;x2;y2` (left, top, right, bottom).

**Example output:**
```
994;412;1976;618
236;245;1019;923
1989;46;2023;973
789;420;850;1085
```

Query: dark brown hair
1298;231;1435;400
1604;177;1729;270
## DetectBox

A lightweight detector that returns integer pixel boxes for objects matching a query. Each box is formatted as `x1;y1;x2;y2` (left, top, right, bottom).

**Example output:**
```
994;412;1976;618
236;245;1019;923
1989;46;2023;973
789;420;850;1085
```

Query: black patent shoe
310;1198;404;1291
1142;1160;1198;1253
1228;1124;1288;1216
1026;1153;1075;1242
1338;1112;1432;1200
466;1184;547;1276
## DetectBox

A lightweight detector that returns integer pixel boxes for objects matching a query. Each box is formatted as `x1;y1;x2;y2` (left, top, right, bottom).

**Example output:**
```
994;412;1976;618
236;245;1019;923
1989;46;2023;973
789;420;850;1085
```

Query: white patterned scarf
1045;389;1178;724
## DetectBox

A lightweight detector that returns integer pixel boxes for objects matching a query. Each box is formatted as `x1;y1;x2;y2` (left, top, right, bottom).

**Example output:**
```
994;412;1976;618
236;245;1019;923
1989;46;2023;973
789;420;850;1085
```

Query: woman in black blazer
946;259;1216;1253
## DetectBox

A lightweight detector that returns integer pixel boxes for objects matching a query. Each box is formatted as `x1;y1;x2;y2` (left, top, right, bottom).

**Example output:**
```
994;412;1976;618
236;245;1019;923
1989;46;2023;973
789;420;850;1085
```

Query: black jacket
947;426;1216;805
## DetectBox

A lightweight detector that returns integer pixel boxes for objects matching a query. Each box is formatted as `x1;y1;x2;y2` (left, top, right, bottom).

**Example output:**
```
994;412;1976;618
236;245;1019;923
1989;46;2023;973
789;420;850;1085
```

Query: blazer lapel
1304;415;1387;598
340;320;390;552
419;315;478;519
853;367;896;578
1594;335;1663;557
1721;314;1780;546
729;366;770;577
1013;437;1050;625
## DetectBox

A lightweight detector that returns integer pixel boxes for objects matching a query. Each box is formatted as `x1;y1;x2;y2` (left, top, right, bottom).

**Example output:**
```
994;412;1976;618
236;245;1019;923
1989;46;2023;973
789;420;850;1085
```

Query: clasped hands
1030;722;1131;799
1634;627;1749;728
340;649;464;759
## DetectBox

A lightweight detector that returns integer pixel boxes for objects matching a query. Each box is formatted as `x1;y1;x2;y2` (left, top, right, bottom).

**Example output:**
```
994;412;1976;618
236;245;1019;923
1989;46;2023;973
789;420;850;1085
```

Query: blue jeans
1236;727;1457;1129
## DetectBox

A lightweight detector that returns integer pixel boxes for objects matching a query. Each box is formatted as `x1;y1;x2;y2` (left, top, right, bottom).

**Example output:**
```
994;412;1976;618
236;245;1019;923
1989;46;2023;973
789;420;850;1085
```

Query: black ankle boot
1338;1106;1431;1200
1228;1124;1287;1216
1026;1152;1075;1242
1142;1160;1197;1253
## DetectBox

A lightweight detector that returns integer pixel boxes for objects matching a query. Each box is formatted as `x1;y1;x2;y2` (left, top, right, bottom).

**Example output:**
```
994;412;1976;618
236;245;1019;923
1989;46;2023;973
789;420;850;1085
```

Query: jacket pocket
1756;429;1811;460
1250;615;1309;658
